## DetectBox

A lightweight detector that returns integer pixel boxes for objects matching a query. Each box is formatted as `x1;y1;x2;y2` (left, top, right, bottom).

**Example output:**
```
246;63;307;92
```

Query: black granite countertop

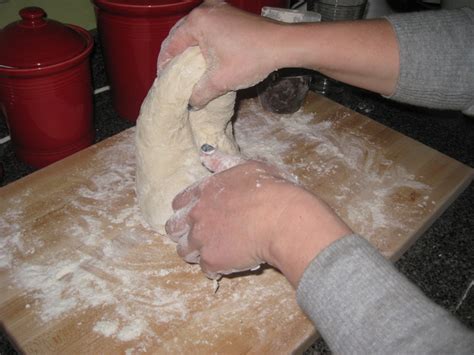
0;32;472;354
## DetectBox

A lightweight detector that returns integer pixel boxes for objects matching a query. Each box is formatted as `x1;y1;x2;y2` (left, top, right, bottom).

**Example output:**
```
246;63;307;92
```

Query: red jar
227;0;290;14
0;7;94;168
94;0;202;122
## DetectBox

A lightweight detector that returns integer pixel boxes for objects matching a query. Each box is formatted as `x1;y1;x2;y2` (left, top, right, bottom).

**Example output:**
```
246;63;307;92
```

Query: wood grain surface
0;93;472;354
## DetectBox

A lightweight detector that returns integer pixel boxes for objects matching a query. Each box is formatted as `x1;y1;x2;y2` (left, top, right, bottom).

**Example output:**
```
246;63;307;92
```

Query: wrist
264;191;352;287
271;23;323;70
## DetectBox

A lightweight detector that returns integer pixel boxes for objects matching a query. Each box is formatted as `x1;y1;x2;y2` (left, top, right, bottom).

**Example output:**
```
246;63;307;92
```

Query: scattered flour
235;99;432;249
1;133;192;348
93;320;119;337
1;98;434;351
0;230;43;269
117;319;148;342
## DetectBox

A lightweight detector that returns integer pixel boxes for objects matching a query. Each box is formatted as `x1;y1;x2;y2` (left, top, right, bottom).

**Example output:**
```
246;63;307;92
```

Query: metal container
0;7;94;168
93;0;202;122
315;0;367;22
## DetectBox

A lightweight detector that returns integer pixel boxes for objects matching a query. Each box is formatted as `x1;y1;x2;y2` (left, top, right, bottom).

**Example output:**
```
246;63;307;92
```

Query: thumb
199;145;244;173
189;70;227;109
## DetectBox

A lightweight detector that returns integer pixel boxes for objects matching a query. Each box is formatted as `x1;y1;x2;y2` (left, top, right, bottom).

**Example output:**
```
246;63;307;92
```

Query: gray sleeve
296;234;474;354
385;8;474;115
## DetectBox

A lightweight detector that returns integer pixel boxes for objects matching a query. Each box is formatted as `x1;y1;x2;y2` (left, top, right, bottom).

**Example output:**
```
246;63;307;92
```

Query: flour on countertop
93;320;119;337
1;133;192;346
1;129;302;351
235;99;432;250
117;319;149;342
1;98;433;351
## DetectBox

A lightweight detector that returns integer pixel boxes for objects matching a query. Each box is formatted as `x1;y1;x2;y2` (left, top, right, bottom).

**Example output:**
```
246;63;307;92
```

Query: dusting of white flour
93;320;119;337
0;98;433;351
235;99;432;247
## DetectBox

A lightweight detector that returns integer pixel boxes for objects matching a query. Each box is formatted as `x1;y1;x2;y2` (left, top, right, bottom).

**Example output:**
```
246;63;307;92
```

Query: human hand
165;147;352;286
157;0;283;109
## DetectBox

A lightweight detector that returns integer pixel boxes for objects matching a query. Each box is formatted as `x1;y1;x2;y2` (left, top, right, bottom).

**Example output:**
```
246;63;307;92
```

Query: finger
165;212;190;242
176;233;202;263
157;17;186;73
171;181;201;211
167;189;200;241
189;70;229;109
199;145;245;173
200;257;221;280
183;250;200;264
157;16;198;74
198;247;224;280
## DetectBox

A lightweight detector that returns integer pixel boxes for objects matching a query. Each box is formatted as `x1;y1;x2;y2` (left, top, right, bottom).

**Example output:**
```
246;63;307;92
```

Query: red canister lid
93;0;202;17
0;7;88;69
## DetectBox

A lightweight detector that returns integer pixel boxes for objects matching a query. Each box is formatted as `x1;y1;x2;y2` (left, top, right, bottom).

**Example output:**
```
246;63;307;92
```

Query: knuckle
176;243;186;257
190;6;204;17
167;219;190;241
188;6;208;25
187;199;205;220
188;228;204;251
204;73;225;95
164;218;174;234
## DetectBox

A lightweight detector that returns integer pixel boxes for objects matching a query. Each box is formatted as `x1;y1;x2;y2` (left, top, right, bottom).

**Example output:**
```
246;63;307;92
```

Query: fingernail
206;272;222;281
201;144;215;154
250;264;261;272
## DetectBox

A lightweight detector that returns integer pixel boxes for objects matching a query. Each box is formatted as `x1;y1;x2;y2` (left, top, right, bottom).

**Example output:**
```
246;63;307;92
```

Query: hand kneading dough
135;47;239;234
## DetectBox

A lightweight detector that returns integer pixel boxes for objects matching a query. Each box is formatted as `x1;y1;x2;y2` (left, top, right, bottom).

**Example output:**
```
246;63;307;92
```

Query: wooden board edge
389;169;473;262
0;127;135;193
0;321;23;354
292;329;320;355
305;92;473;173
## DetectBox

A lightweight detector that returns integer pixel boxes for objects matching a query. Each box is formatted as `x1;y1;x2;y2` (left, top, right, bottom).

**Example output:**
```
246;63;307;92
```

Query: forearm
386;8;474;113
272;19;399;96
297;235;474;353
272;8;474;112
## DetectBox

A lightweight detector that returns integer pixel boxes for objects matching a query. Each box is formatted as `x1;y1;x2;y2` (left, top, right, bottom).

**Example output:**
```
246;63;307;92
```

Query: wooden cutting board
0;93;472;354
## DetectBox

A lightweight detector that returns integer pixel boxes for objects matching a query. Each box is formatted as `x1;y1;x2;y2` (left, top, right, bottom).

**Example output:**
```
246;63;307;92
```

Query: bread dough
135;47;239;233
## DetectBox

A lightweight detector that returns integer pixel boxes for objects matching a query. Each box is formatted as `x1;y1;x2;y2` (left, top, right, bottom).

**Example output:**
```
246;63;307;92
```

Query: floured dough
135;47;239;233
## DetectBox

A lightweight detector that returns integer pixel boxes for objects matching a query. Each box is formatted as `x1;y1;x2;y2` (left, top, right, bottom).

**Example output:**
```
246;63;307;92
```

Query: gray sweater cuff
296;234;473;353
385;8;474;114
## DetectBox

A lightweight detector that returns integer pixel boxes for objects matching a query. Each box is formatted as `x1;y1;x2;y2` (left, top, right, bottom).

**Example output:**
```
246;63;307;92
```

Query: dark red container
94;0;202;122
227;0;290;14
0;7;94;168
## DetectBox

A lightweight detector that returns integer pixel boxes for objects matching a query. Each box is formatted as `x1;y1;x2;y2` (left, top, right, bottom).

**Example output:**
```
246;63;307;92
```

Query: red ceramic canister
227;0;290;14
93;0;202;122
0;7;94;168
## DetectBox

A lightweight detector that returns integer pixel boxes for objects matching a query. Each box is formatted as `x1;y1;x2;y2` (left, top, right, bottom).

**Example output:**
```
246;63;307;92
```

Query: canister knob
19;7;47;28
